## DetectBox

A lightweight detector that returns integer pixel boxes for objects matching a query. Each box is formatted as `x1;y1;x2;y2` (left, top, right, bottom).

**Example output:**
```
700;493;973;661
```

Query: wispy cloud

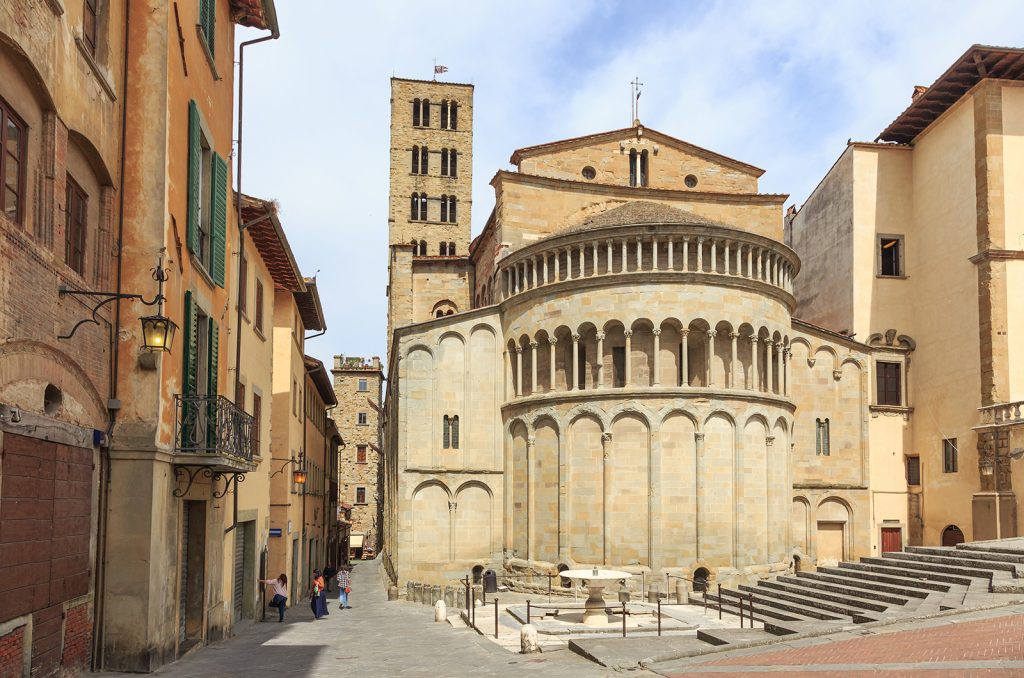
236;0;1024;368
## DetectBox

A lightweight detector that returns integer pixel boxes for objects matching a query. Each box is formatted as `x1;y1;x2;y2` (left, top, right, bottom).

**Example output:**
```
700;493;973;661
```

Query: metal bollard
739;594;744;628
526;600;531;626
718;583;722;620
621;602;626;638
494;598;499;639
465;576;471;619
748;593;754;628
657;599;661;636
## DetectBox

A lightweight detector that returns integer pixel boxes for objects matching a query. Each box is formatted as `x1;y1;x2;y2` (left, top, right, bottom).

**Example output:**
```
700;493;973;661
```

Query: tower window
629;149;638;187
422;99;431;127
440;241;448;256
420;146;429;174
448;241;455;255
418;240;427;256
815;418;831;456
876;361;902;406
450;149;457;177
411;145;419;174
441;149;448;177
450;102;458;130
410;192;420;220
879;236;904;277
440;195;448;223
441;100;449;129
412;98;420;126
640;149;649;187
420;193;428;221
448;196;457;222
443;415;450;448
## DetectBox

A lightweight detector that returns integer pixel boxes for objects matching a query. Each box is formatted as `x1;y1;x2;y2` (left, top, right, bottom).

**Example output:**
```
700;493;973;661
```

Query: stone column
606;240;613;274
621;239;629;272
580;244;586;277
623;330;633;387
730;332;739;388
697;237;704;272
710;239;718;273
746;247;753;279
543;254;549;284
694;431;706;560
570;334;580;391
548;338;557;392
527;435;536;561
750;336;759;391
706;330;716;386
601;431;613;565
515;346;523;397
683;238;689;272
783;347;791;396
529;341;538;395
513;266;519;295
765;340;774;394
636;237;643;271
681;329;690;386
592;242;599;276
653;237;659;269
554;250;560;281
735;244;742;275
653;328;662;386
667;238;674;269
596;332;605;389
724;242;731;275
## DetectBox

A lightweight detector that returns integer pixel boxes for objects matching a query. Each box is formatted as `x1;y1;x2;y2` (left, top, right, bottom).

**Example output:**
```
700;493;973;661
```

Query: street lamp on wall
58;256;176;353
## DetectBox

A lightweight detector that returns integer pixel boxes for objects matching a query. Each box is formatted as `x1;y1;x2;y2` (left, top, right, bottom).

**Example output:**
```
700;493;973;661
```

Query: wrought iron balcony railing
174;394;255;464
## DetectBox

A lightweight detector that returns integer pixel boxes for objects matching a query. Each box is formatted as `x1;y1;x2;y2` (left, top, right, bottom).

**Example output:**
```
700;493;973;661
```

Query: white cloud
236;0;1024;368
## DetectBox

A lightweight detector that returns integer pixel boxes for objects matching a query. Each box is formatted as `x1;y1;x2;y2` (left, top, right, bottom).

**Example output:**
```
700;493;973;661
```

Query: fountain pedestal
560;569;633;627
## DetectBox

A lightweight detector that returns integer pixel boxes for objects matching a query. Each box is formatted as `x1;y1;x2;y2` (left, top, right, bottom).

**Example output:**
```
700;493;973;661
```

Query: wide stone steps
819;564;951;592
766;577;899;610
687;592;802;623
863;556;995;582
913;545;1024;565
957;543;1024;559
885;550;1019;574
731;585;851;621
794;571;928;600
845;560;977;587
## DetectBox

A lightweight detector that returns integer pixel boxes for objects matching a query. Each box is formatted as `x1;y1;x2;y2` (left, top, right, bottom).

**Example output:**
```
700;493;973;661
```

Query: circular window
581;166;596;180
684;174;698;188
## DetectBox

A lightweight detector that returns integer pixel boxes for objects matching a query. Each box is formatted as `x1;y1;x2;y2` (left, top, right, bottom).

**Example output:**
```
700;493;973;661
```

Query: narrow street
103;561;630;678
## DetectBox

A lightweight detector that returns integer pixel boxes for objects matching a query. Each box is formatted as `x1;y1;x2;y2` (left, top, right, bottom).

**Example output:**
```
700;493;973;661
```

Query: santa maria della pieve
381;56;1024;592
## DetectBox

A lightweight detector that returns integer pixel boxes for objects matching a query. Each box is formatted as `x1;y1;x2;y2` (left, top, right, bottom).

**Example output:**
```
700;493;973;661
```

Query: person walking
261;574;289;623
310;569;324;619
337;565;352;610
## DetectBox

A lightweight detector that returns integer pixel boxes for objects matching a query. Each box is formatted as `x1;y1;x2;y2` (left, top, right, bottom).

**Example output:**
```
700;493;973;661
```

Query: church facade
381;77;901;589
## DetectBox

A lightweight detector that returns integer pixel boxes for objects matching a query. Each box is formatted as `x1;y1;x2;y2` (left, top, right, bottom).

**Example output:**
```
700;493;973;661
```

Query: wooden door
817;522;845;563
881;527;903;553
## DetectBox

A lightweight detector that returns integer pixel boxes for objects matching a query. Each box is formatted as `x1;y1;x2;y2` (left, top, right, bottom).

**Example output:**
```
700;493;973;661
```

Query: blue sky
236;0;1024;371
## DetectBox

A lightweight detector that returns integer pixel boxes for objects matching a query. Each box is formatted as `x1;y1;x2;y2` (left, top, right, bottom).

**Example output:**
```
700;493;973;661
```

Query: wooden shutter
183;291;198;396
187;101;201;254
207;317;219;449
211;151;228;287
200;0;215;54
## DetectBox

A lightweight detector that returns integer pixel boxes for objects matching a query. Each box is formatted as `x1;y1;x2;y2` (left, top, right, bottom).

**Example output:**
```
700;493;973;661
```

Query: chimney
912;85;927;101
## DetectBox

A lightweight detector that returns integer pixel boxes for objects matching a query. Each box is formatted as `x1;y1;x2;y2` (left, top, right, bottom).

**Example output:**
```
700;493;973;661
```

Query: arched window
411;145;419;174
418;240;427;255
410;193;419;220
816;418;831;456
420;146;429;174
640;149;649;187
451;415;459;449
439;241;448;256
450;102;458;130
440;194;448;223
419;193;428;221
412;98;421;126
442;415;450;448
448;196;457;222
629;148;638;187
577;345;587;389
450;149;457;177
441;148;449;176
422;99;431;126
441;100;449;129
448;241;455;255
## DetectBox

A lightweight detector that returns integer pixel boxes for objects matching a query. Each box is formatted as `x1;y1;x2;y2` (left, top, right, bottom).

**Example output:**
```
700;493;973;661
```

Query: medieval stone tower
386;77;475;355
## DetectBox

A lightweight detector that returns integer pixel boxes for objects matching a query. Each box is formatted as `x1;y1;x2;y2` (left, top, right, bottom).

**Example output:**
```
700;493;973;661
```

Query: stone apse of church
388;203;872;586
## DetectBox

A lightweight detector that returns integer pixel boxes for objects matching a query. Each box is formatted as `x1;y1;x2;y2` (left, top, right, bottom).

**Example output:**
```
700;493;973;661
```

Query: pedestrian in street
337;565;352;610
310;569;323;619
261;574;289;623
323;563;337;592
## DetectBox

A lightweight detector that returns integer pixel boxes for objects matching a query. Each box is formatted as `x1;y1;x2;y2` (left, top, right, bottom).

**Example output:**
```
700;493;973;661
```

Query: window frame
906;455;921;486
943;438;958;473
357;412;368;426
815;417;831;456
252;392;262;457
254;279;264;334
83;0;98;55
355;486;366;504
876;360;903;406
1;99;28;226
238;252;247;314
357;378;368;392
65;174;88;276
356;445;367;464
878;234;905;278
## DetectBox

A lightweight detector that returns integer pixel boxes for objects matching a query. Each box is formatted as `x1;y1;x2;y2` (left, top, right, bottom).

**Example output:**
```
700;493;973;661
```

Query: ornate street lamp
58;256;175;352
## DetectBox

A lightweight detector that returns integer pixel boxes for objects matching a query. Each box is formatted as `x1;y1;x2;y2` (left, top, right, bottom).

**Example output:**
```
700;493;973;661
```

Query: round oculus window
581;166;596;180
684;174;698;188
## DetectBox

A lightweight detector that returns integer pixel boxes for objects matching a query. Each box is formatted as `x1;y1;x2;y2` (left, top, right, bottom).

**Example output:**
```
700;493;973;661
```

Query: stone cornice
969;248;1024;264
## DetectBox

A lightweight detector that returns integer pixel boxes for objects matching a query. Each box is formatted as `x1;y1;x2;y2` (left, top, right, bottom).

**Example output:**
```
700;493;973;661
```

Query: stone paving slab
570;637;713;670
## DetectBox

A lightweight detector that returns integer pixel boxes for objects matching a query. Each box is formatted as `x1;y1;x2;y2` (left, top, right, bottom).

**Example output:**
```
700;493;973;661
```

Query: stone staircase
687;542;1024;636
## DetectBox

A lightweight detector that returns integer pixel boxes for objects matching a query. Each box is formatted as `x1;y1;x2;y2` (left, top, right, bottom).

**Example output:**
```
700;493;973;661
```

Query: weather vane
631;76;644;126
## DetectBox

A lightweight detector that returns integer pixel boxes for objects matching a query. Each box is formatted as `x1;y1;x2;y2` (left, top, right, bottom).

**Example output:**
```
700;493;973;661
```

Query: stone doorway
181;500;207;651
942;525;966;546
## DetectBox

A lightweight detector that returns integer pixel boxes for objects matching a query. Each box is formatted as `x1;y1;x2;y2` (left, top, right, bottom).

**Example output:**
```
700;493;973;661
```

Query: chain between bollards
494;598;499;639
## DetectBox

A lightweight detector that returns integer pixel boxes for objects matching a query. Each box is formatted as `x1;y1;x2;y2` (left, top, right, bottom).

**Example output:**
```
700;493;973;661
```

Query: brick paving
657;605;1024;677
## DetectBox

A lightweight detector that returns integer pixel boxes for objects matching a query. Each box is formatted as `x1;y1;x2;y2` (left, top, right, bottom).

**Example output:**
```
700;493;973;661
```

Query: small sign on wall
269;528;283;538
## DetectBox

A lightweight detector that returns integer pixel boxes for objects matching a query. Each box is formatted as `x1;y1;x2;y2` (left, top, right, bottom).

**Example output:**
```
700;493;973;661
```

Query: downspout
93;0;132;668
227;13;280;535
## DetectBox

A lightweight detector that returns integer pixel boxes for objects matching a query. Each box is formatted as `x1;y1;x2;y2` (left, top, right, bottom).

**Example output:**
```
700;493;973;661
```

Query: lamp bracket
172;466;247;498
211;471;246;499
57;286;163;341
172;466;212;497
269;457;299;479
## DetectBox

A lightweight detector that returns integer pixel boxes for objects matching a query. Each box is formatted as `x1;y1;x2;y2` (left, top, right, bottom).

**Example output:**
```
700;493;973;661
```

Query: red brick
0;498;54;521
0;540;52;567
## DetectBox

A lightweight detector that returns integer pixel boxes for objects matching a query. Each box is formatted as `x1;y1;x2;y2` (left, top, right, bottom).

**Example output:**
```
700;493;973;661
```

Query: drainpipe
227;12;280;535
92;0;133;668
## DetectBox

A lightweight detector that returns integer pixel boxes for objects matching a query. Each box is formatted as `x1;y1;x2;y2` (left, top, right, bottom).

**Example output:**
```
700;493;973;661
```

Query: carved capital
571;333;581;342
807;357;816;367
652;329;662;337
527;436;536;447
729;332;739;339
681;329;690;337
749;336;759;345
549;337;558;346
448;501;458;512
514;346;523;354
601;432;613;443
832;370;842;381
694;432;705;442
707;330;717;339
623;330;633;338
596;332;606;341
529;341;538;349
765;435;775;447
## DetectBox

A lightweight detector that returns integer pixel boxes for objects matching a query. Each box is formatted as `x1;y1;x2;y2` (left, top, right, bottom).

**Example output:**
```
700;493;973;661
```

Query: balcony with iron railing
173;394;257;471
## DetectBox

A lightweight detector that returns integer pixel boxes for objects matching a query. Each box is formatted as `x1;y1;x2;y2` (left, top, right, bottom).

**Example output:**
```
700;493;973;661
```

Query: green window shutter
206;317;219;449
187;100;201;255
181;291;198;449
211;151;228;287
200;0;215;55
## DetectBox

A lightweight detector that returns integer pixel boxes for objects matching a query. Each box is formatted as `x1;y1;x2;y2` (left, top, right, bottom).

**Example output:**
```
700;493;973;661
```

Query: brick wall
0;625;26;678
59;603;91;676
0;433;93;678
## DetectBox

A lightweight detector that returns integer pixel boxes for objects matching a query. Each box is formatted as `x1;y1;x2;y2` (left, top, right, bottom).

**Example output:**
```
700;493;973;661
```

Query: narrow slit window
441;148;449;176
629;149;637;187
422;99;431;127
640;149;649;187
450;150;458;177
439;241;447;256
443;415;450;449
450;102;458;130
451;415;459;449
411;146;419;174
440;195;448;223
448;196;456;222
421;146;429;174
410;193;419;220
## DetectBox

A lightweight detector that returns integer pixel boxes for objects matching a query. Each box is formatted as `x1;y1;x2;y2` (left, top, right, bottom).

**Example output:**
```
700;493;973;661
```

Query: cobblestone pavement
99;560;648;678
652;603;1024;677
